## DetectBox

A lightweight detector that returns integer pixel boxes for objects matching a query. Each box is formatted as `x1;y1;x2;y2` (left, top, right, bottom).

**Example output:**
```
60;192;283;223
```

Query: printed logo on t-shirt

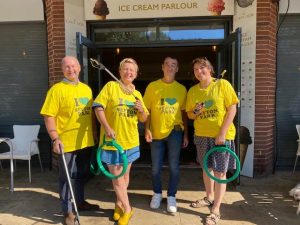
203;100;214;108
117;98;137;118
158;98;177;114
74;97;91;116
198;99;218;119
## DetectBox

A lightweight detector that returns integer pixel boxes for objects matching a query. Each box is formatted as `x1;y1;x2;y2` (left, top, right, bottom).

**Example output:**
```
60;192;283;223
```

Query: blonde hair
119;58;139;73
192;57;215;76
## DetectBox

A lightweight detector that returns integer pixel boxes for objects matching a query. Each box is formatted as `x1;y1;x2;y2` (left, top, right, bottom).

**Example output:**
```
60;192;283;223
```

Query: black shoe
77;201;100;211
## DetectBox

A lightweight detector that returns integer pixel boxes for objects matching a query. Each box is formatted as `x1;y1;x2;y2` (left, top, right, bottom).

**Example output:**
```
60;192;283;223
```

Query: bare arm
44;116;62;154
94;107;116;139
91;111;99;144
144;110;152;143
215;104;237;145
187;111;197;120
181;110;189;148
135;99;148;122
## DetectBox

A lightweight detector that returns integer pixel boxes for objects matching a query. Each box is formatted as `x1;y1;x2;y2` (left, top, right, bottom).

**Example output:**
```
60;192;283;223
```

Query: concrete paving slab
0;166;299;225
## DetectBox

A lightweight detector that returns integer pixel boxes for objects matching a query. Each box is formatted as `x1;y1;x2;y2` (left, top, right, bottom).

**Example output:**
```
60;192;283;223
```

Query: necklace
119;82;135;95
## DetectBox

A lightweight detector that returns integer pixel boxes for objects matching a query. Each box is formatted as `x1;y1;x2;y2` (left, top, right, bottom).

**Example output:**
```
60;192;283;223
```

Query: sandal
190;197;214;208
113;205;123;221
118;208;134;225
205;212;221;225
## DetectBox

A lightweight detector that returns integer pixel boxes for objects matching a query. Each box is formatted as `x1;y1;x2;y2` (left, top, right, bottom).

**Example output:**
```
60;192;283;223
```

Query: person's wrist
193;109;199;115
52;137;60;145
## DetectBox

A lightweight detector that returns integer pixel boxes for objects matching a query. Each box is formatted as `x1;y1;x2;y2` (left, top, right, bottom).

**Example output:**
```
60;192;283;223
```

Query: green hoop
90;136;128;179
203;145;241;184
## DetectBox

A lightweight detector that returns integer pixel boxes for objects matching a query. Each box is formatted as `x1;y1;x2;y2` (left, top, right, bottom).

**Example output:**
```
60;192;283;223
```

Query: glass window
94;26;156;43
160;25;224;40
93;21;225;44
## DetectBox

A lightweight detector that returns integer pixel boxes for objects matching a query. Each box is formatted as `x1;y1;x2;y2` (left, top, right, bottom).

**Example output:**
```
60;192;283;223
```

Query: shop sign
84;0;234;20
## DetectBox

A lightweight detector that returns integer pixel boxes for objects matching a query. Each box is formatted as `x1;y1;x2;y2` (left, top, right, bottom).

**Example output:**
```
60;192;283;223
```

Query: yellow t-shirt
143;79;187;139
186;79;239;140
93;81;148;150
40;80;95;152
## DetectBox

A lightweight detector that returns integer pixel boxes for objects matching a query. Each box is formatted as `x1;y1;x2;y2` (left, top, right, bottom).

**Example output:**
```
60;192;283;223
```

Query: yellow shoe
118;208;134;225
113;205;123;221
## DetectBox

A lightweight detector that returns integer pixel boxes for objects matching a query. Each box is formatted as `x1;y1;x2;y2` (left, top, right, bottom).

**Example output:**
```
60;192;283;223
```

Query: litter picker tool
59;144;81;225
218;69;227;80
90;58;138;99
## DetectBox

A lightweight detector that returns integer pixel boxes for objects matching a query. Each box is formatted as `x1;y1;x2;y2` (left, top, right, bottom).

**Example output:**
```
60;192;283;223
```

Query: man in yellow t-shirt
143;57;188;213
40;56;99;225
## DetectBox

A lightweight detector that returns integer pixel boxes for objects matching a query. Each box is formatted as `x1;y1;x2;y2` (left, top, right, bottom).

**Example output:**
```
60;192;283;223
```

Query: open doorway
77;18;240;165
94;45;217;165
99;46;216;92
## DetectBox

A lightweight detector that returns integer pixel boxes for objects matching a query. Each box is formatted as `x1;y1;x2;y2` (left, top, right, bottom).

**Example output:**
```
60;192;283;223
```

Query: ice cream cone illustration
237;0;255;8
93;0;109;20
207;0;225;16
95;15;107;20
211;11;221;16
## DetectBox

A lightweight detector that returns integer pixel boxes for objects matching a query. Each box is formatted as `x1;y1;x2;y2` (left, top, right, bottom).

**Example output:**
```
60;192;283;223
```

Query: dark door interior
77;34;219;165
77;29;242;167
94;46;218;165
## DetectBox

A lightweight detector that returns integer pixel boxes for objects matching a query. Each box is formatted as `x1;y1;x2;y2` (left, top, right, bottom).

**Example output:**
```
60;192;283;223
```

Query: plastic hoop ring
203;145;241;184
91;136;128;179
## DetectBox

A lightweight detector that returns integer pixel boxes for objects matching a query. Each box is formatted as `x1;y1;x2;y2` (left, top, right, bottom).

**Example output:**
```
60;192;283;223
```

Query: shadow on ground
0;166;299;225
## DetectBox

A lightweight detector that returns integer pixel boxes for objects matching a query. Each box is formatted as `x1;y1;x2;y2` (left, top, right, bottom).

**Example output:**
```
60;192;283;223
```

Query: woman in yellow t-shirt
186;57;239;225
93;58;148;225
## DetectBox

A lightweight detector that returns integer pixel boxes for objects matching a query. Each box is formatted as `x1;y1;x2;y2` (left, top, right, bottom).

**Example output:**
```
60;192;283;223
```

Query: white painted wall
233;0;257;177
65;0;88;81
280;0;300;14
65;0;87;56
0;0;43;22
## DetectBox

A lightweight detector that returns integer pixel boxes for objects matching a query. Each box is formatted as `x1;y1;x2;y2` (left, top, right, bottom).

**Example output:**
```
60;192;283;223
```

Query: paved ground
0;166;300;225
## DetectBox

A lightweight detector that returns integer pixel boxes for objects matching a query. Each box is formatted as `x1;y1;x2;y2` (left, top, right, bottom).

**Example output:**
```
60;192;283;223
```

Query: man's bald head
61;56;81;83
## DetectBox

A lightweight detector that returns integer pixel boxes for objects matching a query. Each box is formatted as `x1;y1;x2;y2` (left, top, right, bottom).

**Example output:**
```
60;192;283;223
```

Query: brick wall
255;0;278;176
44;0;66;169
45;0;65;87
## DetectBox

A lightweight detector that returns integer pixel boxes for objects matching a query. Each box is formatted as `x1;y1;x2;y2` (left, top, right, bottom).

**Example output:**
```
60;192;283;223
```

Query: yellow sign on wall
84;0;234;20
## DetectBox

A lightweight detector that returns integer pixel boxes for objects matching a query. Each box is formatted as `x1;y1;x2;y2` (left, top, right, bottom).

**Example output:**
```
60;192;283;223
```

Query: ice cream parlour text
118;2;198;12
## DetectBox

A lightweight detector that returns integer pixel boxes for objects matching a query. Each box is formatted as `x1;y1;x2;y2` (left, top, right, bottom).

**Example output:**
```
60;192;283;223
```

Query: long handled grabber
59;144;81;225
90;58;138;99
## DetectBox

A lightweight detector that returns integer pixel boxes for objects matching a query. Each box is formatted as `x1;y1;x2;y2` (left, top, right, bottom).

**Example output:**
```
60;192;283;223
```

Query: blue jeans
58;147;90;214
150;129;183;197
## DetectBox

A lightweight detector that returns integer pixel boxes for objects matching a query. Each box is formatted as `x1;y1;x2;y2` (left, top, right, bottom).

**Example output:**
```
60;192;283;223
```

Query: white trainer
167;196;177;213
150;193;162;209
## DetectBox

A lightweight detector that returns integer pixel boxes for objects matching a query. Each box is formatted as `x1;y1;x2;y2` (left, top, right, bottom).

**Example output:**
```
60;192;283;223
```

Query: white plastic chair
0;125;43;184
292;125;300;175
